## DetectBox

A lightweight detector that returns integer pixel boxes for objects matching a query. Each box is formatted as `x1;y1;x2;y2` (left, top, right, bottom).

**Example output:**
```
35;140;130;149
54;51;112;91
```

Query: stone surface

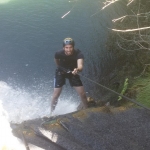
12;106;150;150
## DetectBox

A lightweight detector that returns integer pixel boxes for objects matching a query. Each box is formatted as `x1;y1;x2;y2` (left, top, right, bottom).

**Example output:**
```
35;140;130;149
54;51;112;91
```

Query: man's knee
79;91;86;98
53;88;62;98
52;93;60;100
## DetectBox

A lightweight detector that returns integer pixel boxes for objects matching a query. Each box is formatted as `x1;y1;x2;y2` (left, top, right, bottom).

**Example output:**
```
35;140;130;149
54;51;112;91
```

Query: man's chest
59;55;77;62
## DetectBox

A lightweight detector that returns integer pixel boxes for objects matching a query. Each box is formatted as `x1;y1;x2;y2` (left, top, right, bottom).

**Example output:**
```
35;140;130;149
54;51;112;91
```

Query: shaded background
0;0;126;122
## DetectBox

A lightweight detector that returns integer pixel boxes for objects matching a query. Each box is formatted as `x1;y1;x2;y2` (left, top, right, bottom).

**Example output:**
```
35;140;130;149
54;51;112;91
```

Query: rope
57;66;150;111
79;73;150;111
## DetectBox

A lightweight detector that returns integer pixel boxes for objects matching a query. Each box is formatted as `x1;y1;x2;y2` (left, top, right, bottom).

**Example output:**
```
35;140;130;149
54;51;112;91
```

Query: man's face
63;45;74;55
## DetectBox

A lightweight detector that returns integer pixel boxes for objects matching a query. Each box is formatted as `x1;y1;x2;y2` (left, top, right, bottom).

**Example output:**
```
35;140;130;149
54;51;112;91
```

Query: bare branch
112;14;149;23
127;0;135;6
134;64;150;79
117;33;135;42
112;16;127;22
112;26;150;32
102;0;119;10
117;41;142;51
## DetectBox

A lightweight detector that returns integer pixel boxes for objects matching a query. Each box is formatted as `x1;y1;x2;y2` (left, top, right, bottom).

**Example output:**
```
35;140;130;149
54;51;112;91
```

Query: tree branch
112;26;150;32
134;64;150;79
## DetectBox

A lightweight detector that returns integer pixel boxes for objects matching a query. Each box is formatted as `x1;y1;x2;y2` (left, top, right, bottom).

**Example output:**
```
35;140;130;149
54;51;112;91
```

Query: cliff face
12;107;150;150
102;0;150;107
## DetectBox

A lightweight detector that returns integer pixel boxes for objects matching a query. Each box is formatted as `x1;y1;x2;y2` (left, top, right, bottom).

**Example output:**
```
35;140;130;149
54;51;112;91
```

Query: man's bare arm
72;59;84;75
77;59;84;72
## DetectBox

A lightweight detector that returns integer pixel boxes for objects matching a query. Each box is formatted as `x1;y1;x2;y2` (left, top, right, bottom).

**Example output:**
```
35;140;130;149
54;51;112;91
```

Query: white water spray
0;81;78;123
0;101;25;150
0;0;12;4
0;81;49;123
0;81;78;148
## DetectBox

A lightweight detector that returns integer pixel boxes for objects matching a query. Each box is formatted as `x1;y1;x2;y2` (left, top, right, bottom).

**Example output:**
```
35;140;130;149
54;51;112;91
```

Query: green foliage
137;85;150;107
104;0;150;107
118;78;129;101
131;75;150;107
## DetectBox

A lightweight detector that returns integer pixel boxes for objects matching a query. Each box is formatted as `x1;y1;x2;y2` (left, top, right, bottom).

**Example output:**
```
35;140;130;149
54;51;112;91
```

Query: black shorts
54;69;83;88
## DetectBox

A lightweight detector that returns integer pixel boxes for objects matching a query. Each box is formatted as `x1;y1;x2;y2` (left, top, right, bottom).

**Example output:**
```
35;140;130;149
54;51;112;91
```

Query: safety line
57;66;150;111
79;73;150;111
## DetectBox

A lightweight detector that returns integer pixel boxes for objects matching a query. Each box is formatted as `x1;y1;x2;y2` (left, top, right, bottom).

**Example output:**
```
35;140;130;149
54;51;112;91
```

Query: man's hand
72;68;79;75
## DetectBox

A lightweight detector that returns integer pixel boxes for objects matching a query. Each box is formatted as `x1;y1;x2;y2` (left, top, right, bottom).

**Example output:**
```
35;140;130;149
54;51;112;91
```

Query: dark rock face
12;107;150;150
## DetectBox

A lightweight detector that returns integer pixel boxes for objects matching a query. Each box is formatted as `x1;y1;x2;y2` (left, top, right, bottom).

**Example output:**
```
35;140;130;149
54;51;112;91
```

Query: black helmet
63;38;75;47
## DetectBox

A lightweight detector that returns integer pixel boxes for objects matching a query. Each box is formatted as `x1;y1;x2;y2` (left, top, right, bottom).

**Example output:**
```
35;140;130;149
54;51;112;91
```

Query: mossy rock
129;75;150;108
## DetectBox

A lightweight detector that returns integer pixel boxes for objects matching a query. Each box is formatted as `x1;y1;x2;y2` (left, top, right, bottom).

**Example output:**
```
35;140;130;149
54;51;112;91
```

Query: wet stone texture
12;107;150;150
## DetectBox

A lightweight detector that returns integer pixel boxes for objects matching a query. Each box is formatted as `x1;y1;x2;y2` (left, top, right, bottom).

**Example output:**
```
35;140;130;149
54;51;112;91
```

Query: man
51;37;88;115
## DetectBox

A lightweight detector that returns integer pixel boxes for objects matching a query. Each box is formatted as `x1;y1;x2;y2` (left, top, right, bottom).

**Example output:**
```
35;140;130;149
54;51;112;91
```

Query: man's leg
51;87;62;114
74;86;88;109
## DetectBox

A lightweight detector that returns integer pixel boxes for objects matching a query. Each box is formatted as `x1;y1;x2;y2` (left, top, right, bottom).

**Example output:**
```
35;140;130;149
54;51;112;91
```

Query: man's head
63;37;75;55
63;37;75;47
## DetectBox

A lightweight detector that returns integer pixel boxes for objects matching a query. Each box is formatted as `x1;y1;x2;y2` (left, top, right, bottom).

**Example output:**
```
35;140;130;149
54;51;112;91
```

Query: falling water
0;100;25;150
